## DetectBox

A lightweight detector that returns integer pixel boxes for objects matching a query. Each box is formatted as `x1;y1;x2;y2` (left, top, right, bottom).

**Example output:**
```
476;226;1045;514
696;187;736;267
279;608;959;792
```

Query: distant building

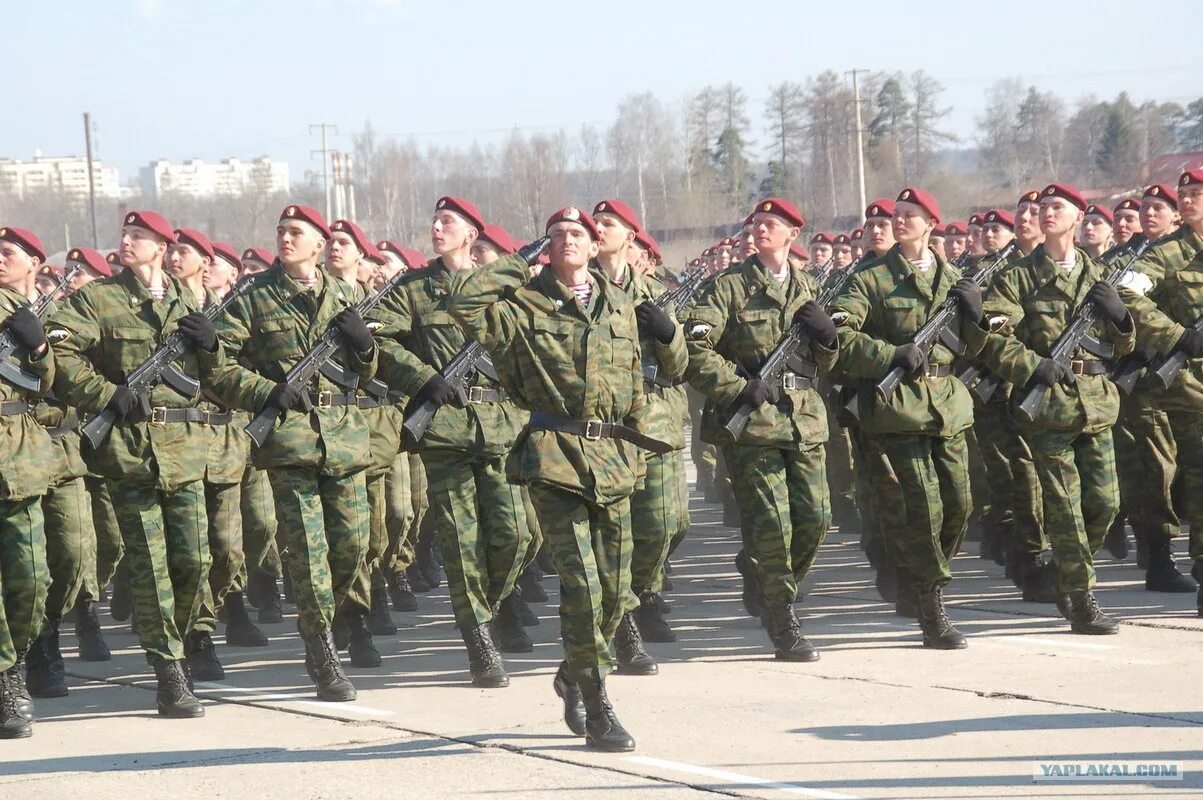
1143;151;1203;185
0;153;123;199
139;157;290;200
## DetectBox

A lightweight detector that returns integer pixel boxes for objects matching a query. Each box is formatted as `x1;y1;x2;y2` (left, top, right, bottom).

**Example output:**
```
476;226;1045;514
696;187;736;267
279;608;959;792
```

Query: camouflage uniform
81;475;123;603
49;269;216;664
34;401;89;625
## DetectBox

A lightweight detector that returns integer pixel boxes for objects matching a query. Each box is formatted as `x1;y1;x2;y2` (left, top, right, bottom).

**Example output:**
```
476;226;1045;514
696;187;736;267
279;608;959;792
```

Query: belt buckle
925;365;941;379
467;386;485;403
584;419;604;441
781;372;798;391
316;391;334;408
1070;359;1085;375
150;407;168;424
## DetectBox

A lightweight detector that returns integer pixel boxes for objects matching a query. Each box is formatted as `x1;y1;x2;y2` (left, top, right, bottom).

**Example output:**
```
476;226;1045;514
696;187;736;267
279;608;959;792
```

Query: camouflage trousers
688;390;717;494
42;476;92;621
383;454;428;576
528;483;637;685
422;449;530;630
1027;428;1118;593
268;467;369;638
0;496;49;672
80;475;124;603
826;406;858;528
853;427;897;571
1164;411;1203;566
629;449;685;596
723;442;830;607
240;465;279;577
345;467;391;616
110;479;211;664
651;450;690;593
966;427;991;526
1129;396;1180;546
974;401;1045;556
194;479;246;634
875;432;972;593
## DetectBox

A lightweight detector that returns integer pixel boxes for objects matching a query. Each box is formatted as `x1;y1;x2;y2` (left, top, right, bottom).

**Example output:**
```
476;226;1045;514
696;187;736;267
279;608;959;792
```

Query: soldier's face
1179;186;1203;226
716;246;732;268
325;231;362;271
471;241;502;266
167;243;207;281
357;259;375;285
1038;197;1081;237
431;211;474;256
1140;197;1177;238
1113;209;1141;244
276;221;325;266
967;226;982;253
120;226;168;268
1015;202;1041;241
893;202;934;247
929;235;944;255
833;245;852;268
982;223;1014;253
68;267;99;294
548;221;598;269
866;217;894;254
0;242;36;291
944;236;966;260
1080;216;1112;247
594;214;634;257
810;243;832;263
240;258;268;275
204;257;237;291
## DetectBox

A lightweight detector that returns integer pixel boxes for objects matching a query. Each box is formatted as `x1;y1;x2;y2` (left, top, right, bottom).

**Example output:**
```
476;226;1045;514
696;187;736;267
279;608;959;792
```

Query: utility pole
847;69;870;217
83;112;99;248
309;123;337;220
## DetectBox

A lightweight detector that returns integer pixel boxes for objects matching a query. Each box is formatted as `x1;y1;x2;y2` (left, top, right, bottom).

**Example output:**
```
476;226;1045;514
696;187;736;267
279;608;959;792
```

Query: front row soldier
831;188;984;649
451;206;660;752
50;211;219;717
684;198;839;661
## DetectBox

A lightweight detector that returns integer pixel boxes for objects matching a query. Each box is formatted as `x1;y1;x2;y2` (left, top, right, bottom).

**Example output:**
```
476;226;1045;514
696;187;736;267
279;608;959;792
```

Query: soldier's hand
890;343;928;376
1178;329;1203;357
735;378;773;408
333;308;374;352
1028;357;1075;388
950;278;983;325
266;382;308;412
106;386;140;421
635;302;676;345
1086;281;1127;325
414;374;457;408
178;312;217;352
793;301;837;346
1129;343;1158;364
3;307;47;352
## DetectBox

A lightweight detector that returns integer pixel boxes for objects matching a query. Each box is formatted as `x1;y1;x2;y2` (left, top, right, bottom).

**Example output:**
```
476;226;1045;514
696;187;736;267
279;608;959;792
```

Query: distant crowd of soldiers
0;168;1200;752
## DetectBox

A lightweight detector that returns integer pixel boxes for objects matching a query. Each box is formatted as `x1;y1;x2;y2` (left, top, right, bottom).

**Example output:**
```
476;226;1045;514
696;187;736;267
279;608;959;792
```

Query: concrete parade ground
3;475;1201;800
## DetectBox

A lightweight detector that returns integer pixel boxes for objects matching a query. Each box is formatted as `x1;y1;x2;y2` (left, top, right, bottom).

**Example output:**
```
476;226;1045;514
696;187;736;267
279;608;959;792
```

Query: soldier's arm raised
681;279;744;406
45;289;110;412
448;254;522;358
651;314;688;383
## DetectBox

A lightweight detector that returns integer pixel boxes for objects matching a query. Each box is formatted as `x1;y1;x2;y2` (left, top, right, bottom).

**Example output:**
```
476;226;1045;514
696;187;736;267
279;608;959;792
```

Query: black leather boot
1144;537;1198;593
518;563;548;602
653;591;672;616
734;549;763;618
75;599;112;661
224;591;269;647
185;630;225;682
1104;513;1130;560
304;630;358;701
417;538;443;589
154;660;204;718
0;669;32;739
248;568;284;623
346;610;382;668
387;569;419;612
332;611;351;651
109;580;132;622
5;652;33;720
461;624;509;688
874;563;898;604
367;569;398;636
27;622;68;698
1019;554;1059;604
764;604;819;662
635;591;675;643
552;661;586;735
614;613;658;675
579;678;635;752
491;595;533;654
406;563;431;594
513;588;539;627
894;569;919;619
918;587;967;649
1064;591;1119;635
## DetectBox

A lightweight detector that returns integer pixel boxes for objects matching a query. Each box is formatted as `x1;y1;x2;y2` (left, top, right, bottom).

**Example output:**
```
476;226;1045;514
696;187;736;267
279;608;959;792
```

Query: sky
6;0;1203;184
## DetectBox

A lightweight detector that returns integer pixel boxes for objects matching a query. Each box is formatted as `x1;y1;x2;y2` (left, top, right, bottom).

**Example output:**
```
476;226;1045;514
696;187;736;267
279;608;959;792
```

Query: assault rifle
0;264;80;392
641;263;708;389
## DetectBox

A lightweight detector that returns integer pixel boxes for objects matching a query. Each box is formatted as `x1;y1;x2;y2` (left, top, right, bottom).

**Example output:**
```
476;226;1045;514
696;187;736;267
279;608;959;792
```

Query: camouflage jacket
48;268;217;491
683;254;837;448
25;297;86;488
369;257;525;458
192;288;250;485
207;263;375;478
449;255;646;504
830;244;984;437
0;287;55;500
980;244;1134;433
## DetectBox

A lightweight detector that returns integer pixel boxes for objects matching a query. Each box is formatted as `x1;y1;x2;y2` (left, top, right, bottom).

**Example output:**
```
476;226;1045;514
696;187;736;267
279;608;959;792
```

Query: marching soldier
240;247;274;277
809;232;833;266
1113;198;1142;247
832;233;854;271
943;220;968;262
1015;191;1045;255
1081;205;1115;260
930;224;946;257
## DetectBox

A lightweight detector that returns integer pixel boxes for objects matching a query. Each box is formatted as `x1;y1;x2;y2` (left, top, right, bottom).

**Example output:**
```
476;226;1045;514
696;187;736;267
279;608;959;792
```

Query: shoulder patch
1115;271;1153;296
365;321;384;333
987;314;1009;332
687;322;711;340
46;327;70;343
831;311;850;326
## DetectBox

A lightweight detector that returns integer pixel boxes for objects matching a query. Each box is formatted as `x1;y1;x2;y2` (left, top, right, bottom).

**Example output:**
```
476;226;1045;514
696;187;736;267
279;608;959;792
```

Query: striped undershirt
567;282;592;304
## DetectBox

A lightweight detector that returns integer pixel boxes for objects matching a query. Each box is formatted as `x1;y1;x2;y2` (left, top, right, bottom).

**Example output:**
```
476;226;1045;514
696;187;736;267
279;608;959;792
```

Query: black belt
914;364;954;379
464;386;507;404
148;407;232;425
307;391;358;408
1069;359;1109;376
0;400;30;416
528;411;673;455
780;371;815;391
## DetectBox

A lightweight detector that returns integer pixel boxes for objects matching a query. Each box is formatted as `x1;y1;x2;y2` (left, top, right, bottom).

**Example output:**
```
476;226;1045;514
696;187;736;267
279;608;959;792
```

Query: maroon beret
1017;189;1041;207
545;206;599;241
0;226;46;262
850;227;864;241
896;187;941;224
279;204;331;238
634;229;662;262
211;241;241;269
1084;204;1114;225
718;236;736;248
592;199;642;233
1041;183;1086;211
1143;183;1178;209
701;247;713;257
1113;198;1141;215
173;228;215;261
106;251;120;265
364;243;385;265
66;247;112;277
865;198;894;219
479;223;518;255
752;197;805;228
1180;169;1203;189
123;210;176;243
689;258;702;267
375;240;405;260
931;225;946;237
833;233;851;246
38;264;64;279
982;209;1015;230
788;241;810;261
967;213;983;227
241;247;274;267
434;196;484;233
330;219;372;254
742;212;756;228
408;250;430;269
810;232;834;245
943;220;967;236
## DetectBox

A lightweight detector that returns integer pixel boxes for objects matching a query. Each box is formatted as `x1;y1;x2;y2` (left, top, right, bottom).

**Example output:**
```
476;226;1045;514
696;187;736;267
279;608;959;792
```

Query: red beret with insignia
39;264;64;279
0;226;46;262
810;232;834;245
1179;169;1203;189
751;197;805;229
434;196;484;233
330;219;373;255
1041;183;1086;211
211;241;241;269
545;206;600;241
66;247;112;277
1017;189;1041;207
592;199;642;233
719;236;736;248
634;229;662;263
742;212;756;228
241;247;274;267
364;244;386;265
943;220;967;236
865;198;894;219
173;228;215;261
789;241;810;261
375;240;405;260
967;213;983;227
479;223;518;255
123;210;176;243
1112;198;1140;215
1084;204;1114;225
850;228;864;241
833;233;851;246
403;248;429;269
701;247;713;257
896;187;941;224
279;204;331;238
689;258;702;267
982;209;1015;230
1143;183;1178;209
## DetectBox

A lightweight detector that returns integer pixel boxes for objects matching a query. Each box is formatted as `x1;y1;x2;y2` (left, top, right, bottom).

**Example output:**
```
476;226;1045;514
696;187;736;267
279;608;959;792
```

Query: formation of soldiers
0;169;1200;752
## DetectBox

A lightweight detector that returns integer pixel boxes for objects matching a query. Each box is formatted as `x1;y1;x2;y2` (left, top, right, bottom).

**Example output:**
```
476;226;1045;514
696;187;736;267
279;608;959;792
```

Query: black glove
414;374;457;408
1128;343;1158;365
635;302;676;345
950;278;983;325
333;308;374;352
1028;357;1076;388
793;301;837;346
1086;281;1127;326
1178;328;1203;358
266;382;308;412
518;236;551;265
105;386;141;421
890;343;928;376
3;307;46;351
177;312;216;352
735;378;773;408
